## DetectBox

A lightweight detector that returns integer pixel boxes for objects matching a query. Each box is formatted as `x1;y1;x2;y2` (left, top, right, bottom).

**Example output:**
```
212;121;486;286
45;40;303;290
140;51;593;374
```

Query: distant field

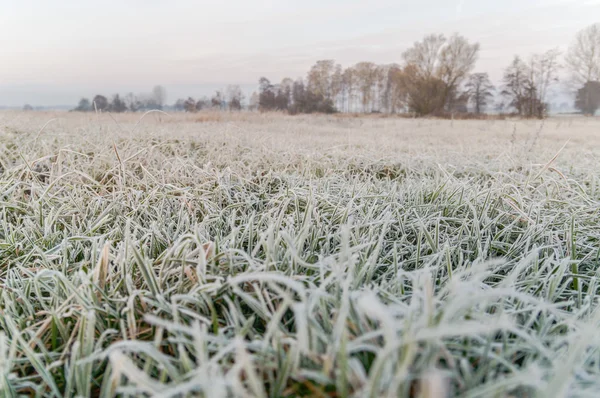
2;111;600;397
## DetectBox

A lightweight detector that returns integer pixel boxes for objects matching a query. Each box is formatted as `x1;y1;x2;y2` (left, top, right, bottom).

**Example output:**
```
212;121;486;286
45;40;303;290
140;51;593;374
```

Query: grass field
1;111;600;397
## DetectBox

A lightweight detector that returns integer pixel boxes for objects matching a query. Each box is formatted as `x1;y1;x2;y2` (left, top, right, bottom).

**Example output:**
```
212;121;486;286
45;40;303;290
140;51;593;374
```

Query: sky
0;0;599;107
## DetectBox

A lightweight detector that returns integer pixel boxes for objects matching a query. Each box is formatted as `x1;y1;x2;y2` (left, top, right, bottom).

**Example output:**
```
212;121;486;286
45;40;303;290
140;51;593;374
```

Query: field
2;111;600;397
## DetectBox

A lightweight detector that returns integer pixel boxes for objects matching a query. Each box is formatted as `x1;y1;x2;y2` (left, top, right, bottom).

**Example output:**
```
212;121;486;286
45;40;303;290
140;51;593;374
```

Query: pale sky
0;0;598;106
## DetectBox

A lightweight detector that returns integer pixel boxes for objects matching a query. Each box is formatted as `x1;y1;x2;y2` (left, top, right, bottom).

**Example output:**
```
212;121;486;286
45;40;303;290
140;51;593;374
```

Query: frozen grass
2;111;600;397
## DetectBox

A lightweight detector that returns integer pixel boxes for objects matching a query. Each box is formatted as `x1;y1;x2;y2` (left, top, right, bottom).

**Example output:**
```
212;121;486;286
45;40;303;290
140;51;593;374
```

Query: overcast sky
0;0;598;106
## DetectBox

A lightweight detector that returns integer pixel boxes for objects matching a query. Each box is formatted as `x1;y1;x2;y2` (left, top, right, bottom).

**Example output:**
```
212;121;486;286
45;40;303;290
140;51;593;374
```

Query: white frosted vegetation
1;111;600;397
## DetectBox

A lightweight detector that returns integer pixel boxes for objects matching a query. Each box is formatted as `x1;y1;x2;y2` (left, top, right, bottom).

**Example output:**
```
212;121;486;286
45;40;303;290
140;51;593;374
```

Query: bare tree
565;24;600;88
258;77;276;111
402;33;479;115
275;78;293;111
530;49;561;114
402;64;447;116
402;34;446;79
307;60;336;100
385;65;408;113
502;50;560;118
183;97;196;112
502;56;545;118
290;79;307;114
439;34;480;106
502;56;529;115
331;64;344;110
353;62;379;112
196;97;210;111
341;67;356;112
373;65;387;112
465;73;495;114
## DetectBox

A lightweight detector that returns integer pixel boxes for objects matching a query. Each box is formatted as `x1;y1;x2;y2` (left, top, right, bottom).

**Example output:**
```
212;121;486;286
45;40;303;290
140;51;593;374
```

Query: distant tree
258;77;276;111
378;65;392;112
465;73;495;114
226;85;244;111
152;85;167;110
502;56;528;115
286;78;336;114
73;98;91;112
307;60;338;100
566;24;600;113
274;89;288;111
183;97;196;112
92;95;109;112
229;97;242;111
331;64;344;110
566;24;600;88
109;94;127;113
274;78;293;111
401;33;479;115
22;104;34;111
341;67;356;112
385;65;408;113
211;91;224;109
352;62;379;112
502;50;560;118
530;49;561;115
575;81;600;115
196;96;210;111
402;64;447;116
373;65;388;112
312;95;336;114
290;79;307;114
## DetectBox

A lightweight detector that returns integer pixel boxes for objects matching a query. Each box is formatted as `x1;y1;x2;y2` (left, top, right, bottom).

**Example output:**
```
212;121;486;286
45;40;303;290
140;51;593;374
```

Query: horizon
1;0;599;107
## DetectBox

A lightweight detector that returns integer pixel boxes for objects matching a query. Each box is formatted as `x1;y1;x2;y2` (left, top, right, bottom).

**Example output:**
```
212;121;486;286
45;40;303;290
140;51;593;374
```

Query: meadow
1;111;600;397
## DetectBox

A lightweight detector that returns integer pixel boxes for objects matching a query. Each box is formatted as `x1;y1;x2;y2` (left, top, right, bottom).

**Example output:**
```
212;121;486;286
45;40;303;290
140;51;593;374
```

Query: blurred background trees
566;24;600;116
465;73;494;114
575;81;600;115
68;25;600;118
501;50;561;119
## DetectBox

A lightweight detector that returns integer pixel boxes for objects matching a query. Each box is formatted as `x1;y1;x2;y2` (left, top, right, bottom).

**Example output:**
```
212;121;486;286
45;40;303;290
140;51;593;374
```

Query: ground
1;111;600;397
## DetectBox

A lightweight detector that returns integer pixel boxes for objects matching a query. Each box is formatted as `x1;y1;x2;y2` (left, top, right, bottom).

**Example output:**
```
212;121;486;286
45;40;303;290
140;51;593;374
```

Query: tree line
72;24;600;118
72;84;246;114
73;86;168;113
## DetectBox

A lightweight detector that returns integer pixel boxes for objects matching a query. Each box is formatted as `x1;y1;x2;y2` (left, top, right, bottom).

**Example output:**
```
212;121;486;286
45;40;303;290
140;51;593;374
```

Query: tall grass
1;111;600;397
